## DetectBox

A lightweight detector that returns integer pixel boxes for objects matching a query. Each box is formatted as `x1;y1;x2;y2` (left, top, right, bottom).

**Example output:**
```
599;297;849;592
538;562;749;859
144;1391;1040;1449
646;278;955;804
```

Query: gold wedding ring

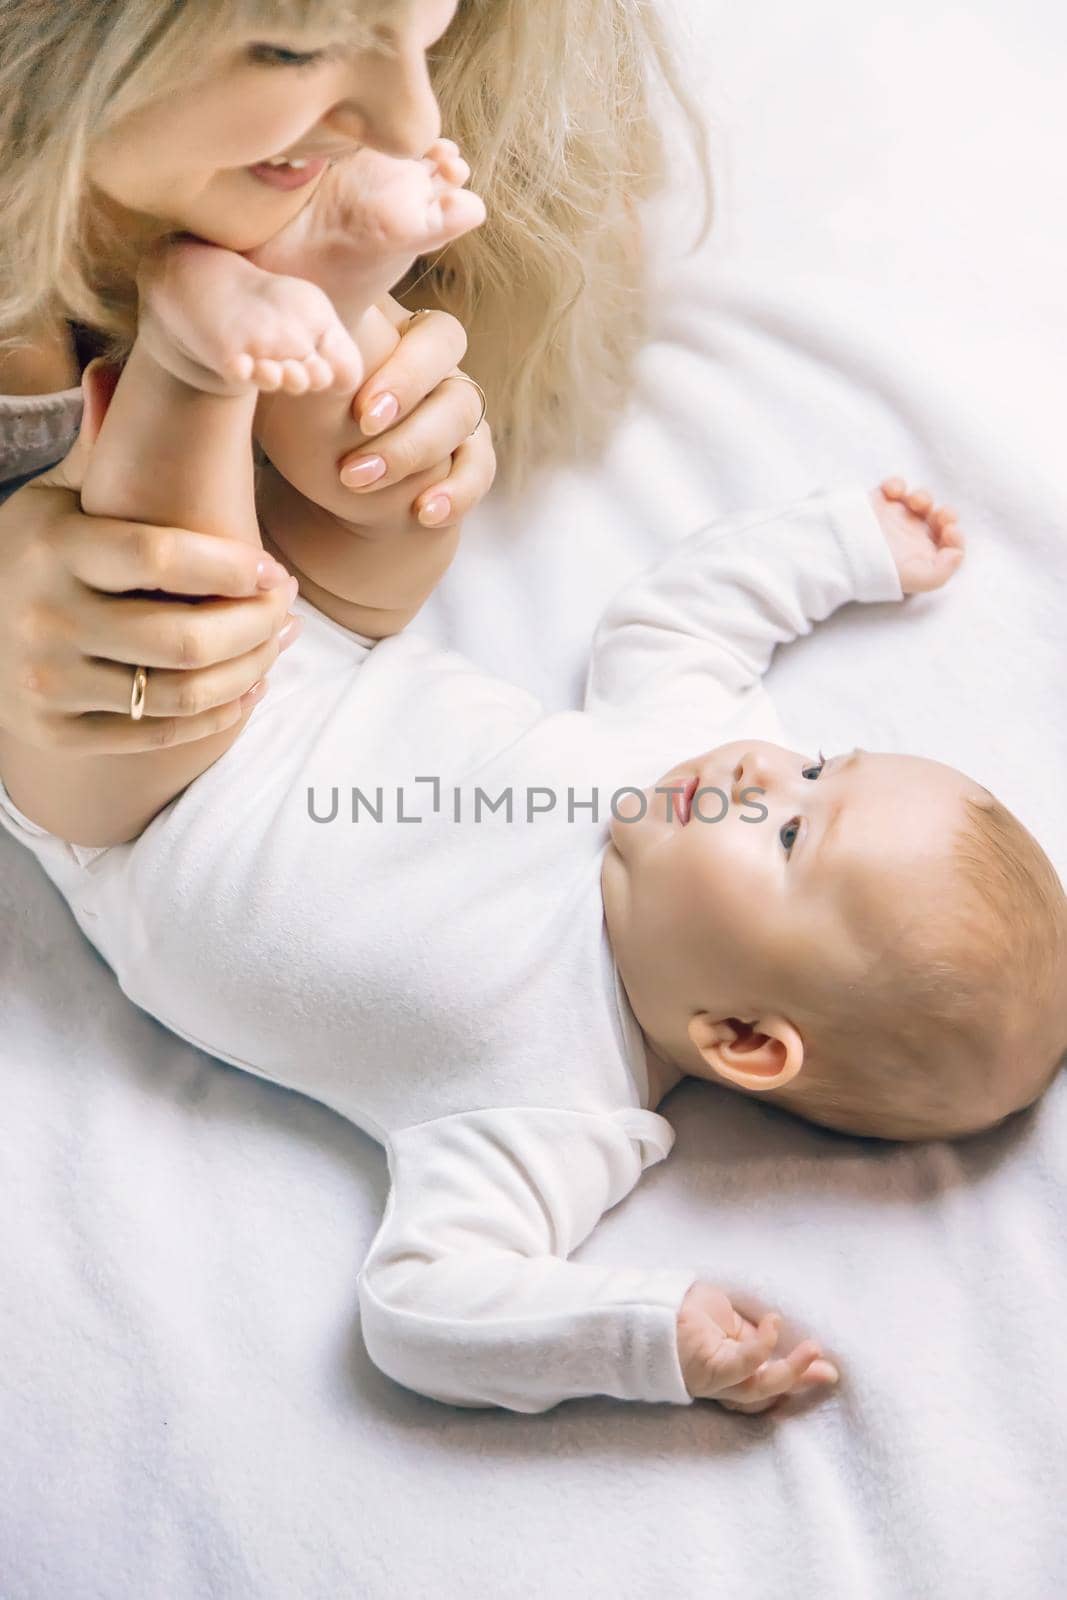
403;309;488;438
448;373;488;439
129;664;148;721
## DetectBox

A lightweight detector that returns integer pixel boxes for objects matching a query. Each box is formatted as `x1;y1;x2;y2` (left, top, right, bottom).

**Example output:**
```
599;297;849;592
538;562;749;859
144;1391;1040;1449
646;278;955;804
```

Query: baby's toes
905;487;934;516
251;358;285;392
278;359;312;396
426;137;462;170
316;323;364;391
881;476;909;502
222;352;256;385
435;185;487;241
434;148;471;186
302;351;335;392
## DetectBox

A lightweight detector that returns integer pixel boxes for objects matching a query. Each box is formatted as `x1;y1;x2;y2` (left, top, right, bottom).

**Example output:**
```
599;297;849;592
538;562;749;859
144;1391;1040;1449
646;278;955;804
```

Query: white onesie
0;486;902;1412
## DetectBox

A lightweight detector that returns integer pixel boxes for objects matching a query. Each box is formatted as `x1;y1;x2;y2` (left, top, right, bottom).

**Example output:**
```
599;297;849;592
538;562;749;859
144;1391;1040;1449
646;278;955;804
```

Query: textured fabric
0;386;81;483
0;484;899;1411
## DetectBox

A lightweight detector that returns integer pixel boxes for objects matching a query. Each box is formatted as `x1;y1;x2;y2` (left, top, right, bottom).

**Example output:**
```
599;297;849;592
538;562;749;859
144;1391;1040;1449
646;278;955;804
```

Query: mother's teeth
265;156;310;169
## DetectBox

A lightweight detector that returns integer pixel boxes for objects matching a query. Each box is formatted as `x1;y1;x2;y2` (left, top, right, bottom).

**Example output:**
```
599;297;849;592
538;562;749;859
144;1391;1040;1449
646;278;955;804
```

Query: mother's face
87;0;457;252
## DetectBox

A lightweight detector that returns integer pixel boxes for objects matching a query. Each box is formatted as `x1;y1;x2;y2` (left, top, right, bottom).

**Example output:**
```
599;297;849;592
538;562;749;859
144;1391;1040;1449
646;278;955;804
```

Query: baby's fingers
802;1358;840;1387
911;540;965;594
718;1340;834;1414
694;1312;781;1396
935;518;965;555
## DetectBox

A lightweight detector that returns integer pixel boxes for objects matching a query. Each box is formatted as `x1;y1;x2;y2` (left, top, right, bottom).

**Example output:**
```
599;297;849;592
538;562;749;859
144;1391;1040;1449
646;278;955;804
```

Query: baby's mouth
676;775;699;827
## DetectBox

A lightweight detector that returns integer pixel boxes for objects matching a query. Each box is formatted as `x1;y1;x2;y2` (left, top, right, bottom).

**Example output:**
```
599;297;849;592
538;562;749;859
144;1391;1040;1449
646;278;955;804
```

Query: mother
0;0;709;846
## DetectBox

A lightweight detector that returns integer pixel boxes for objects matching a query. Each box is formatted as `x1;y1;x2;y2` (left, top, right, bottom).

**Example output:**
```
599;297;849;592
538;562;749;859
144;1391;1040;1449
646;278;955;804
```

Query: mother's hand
0;363;298;755
337;299;496;531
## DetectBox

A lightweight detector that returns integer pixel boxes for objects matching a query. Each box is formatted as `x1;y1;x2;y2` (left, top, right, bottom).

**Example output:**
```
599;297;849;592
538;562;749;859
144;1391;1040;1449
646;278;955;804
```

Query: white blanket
2;1;1065;1594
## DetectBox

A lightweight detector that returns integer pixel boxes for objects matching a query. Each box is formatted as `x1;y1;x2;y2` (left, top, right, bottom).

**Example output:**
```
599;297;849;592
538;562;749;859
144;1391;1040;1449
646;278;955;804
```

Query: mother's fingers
351;307;469;438
37;696;259;758
413;419;497;528
340;372;487;495
38;613;303;717
329;461;454;537
72;582;295;672
43;491;293;599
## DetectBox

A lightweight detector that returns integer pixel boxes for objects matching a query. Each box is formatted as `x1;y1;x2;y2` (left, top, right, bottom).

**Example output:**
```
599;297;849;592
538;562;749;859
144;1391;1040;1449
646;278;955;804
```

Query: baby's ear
687;1014;805;1093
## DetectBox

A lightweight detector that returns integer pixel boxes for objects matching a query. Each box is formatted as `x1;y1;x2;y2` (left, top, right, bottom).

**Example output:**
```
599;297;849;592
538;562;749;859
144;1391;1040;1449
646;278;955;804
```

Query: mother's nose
327;51;442;160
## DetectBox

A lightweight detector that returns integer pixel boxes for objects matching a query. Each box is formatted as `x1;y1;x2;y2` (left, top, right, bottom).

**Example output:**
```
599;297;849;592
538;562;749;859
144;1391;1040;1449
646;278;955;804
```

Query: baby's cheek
687;817;763;932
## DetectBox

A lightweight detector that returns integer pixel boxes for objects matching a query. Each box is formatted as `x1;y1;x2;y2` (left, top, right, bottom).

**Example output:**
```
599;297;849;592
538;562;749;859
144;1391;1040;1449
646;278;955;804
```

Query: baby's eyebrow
815;749;863;863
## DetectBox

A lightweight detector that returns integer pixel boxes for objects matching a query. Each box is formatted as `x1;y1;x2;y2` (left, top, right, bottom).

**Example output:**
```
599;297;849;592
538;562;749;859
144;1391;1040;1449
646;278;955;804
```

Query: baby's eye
780;818;801;854
801;751;828;781
248;43;327;69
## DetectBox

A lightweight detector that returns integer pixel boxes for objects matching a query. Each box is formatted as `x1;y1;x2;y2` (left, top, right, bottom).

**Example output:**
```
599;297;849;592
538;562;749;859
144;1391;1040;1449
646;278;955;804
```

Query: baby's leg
80;238;367;543
250;141;485;521
79;340;261;547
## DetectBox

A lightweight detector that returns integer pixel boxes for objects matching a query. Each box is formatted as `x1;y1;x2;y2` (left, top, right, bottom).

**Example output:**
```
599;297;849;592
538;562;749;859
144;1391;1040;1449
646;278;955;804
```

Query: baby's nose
733;749;773;798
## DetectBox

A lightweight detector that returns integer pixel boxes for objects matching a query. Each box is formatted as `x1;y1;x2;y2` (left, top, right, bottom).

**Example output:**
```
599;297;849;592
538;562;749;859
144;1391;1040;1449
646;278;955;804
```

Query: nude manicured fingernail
277;614;303;651
286;576;299;603
242;678;269;705
361;393;399;433
418;495;452;527
341;455;387;489
256;557;290;589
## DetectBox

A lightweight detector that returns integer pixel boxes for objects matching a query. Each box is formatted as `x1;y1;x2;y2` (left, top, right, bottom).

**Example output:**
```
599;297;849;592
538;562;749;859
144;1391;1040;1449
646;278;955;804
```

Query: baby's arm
585;482;962;716
360;1106;834;1414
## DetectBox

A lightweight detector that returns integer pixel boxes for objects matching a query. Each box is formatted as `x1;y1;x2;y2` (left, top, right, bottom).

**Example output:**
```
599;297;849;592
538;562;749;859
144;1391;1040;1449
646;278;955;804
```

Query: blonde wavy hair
0;0;712;495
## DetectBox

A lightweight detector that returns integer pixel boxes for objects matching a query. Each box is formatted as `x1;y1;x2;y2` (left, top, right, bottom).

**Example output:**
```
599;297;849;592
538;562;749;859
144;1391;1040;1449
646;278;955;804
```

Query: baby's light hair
0;0;713;494
768;795;1067;1142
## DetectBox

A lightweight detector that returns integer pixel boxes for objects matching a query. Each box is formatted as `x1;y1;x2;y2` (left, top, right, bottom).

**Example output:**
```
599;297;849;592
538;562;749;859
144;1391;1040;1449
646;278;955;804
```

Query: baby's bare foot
136;236;365;399
246;138;486;317
872;477;966;594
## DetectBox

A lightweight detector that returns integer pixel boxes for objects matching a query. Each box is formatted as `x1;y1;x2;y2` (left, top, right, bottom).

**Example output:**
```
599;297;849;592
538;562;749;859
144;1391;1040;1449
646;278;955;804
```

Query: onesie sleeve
584;484;904;715
358;1106;699;1413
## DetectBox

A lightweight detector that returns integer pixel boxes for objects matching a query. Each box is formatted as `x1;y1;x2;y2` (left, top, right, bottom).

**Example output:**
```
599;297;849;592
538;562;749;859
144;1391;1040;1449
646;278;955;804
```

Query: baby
5;142;1065;1419
4;463;1065;1413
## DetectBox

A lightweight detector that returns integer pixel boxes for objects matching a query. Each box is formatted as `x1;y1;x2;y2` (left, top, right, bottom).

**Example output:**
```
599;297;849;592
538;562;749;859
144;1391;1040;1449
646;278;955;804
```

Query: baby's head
602;741;1067;1141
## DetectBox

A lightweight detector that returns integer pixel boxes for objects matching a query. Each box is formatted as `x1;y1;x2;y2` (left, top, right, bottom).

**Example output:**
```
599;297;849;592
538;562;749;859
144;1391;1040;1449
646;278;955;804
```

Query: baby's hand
676;1282;839;1414
872;477;965;595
